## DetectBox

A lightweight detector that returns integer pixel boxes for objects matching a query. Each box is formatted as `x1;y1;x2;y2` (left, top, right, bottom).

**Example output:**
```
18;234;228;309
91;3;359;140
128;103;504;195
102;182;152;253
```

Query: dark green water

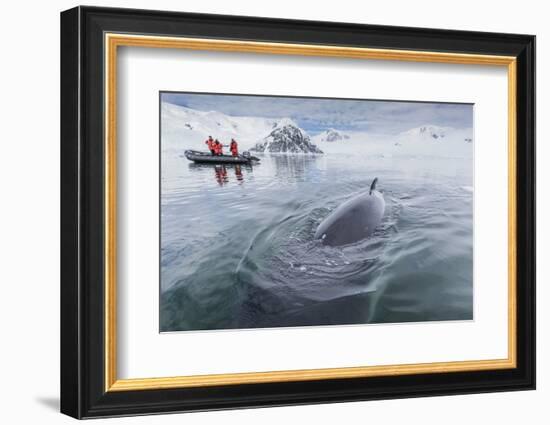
160;153;473;332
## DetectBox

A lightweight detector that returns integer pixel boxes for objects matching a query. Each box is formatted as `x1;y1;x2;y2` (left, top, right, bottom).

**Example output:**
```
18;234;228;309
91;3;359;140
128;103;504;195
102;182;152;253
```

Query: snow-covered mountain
251;118;323;154
161;102;278;151
162;102;322;154
394;125;473;157
161;102;472;158
312;128;350;143
315;126;473;158
400;125;449;140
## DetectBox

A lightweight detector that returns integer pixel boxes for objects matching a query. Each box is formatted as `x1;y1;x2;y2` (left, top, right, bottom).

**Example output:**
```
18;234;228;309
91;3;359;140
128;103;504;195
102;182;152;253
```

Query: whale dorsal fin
369;177;378;195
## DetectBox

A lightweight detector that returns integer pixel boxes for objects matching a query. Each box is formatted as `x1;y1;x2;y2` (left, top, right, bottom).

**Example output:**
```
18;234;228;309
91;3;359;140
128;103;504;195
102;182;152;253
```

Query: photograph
159;92;474;332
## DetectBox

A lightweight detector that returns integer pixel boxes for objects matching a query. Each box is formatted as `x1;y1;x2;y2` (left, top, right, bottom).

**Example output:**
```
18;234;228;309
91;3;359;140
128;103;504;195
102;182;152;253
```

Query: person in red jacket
230;138;239;157
214;139;223;156
205;136;215;155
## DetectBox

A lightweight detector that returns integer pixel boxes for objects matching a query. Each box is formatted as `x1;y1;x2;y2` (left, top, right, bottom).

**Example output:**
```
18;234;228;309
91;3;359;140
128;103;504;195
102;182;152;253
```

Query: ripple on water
160;155;473;331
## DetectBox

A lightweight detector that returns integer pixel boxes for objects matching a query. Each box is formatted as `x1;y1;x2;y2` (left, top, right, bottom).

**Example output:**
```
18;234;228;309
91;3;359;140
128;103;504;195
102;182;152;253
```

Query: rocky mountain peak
316;128;350;142
251;121;323;154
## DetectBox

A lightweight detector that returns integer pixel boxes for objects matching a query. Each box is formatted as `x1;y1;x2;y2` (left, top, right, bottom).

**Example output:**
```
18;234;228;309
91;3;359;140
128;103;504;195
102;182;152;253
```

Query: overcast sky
161;92;473;135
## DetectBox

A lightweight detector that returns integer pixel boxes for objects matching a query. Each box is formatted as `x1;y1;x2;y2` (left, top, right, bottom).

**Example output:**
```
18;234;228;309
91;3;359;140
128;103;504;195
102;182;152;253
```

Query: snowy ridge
316;127;473;158
161;102;278;151
395;125;473;157
161;101;472;158
312;128;350;143
400;125;450;140
251;120;323;154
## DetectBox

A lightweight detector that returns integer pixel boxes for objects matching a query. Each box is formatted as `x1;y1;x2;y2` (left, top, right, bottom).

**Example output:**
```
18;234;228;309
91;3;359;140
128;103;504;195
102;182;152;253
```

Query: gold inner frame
104;33;517;392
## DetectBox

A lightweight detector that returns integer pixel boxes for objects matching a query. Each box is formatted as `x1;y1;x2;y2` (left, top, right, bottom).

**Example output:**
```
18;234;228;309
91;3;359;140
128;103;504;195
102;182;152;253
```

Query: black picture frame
61;5;535;419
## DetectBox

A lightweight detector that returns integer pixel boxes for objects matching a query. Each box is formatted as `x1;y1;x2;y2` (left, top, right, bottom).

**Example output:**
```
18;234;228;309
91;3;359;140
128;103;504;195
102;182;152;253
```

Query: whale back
315;180;385;246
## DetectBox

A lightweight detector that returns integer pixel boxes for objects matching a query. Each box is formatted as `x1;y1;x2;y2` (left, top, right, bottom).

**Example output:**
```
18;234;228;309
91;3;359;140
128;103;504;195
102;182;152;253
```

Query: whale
314;178;385;246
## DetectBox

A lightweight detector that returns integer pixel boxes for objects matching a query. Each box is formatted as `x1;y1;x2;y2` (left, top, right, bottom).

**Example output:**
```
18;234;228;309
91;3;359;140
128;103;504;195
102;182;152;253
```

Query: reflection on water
235;165;243;182
160;153;473;332
187;163;249;186
214;166;227;186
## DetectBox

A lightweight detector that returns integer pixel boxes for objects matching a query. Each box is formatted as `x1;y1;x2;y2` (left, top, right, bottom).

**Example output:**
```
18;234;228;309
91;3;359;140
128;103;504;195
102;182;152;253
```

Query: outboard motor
242;151;260;162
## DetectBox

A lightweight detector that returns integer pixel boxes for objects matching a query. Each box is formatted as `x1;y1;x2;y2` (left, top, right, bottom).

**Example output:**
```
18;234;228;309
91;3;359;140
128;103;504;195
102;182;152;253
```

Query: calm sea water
160;152;473;332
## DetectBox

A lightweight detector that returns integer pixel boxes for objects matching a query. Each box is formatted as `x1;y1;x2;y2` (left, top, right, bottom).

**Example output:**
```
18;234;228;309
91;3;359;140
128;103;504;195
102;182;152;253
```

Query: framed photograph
60;6;535;419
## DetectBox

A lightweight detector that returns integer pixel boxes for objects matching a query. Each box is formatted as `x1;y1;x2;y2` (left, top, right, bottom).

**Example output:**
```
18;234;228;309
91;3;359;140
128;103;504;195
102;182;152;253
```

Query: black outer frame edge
60;7;82;419
77;4;536;49
515;35;536;391
59;5;536;419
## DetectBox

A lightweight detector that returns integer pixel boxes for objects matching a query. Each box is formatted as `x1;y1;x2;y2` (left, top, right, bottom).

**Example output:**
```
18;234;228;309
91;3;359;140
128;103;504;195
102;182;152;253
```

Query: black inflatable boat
184;150;260;165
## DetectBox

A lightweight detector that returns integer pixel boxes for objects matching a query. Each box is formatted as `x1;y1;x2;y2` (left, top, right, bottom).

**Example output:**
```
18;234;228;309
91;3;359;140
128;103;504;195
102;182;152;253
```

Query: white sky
161;92;473;134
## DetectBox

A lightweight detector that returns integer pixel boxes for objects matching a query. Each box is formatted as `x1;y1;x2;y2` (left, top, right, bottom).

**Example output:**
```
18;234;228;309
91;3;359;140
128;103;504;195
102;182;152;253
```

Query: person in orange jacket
230;138;239;157
214;139;223;156
205;136;215;155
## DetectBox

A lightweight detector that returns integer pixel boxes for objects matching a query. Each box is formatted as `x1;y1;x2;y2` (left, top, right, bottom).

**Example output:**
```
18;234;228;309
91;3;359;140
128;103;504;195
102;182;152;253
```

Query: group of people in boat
204;136;239;157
